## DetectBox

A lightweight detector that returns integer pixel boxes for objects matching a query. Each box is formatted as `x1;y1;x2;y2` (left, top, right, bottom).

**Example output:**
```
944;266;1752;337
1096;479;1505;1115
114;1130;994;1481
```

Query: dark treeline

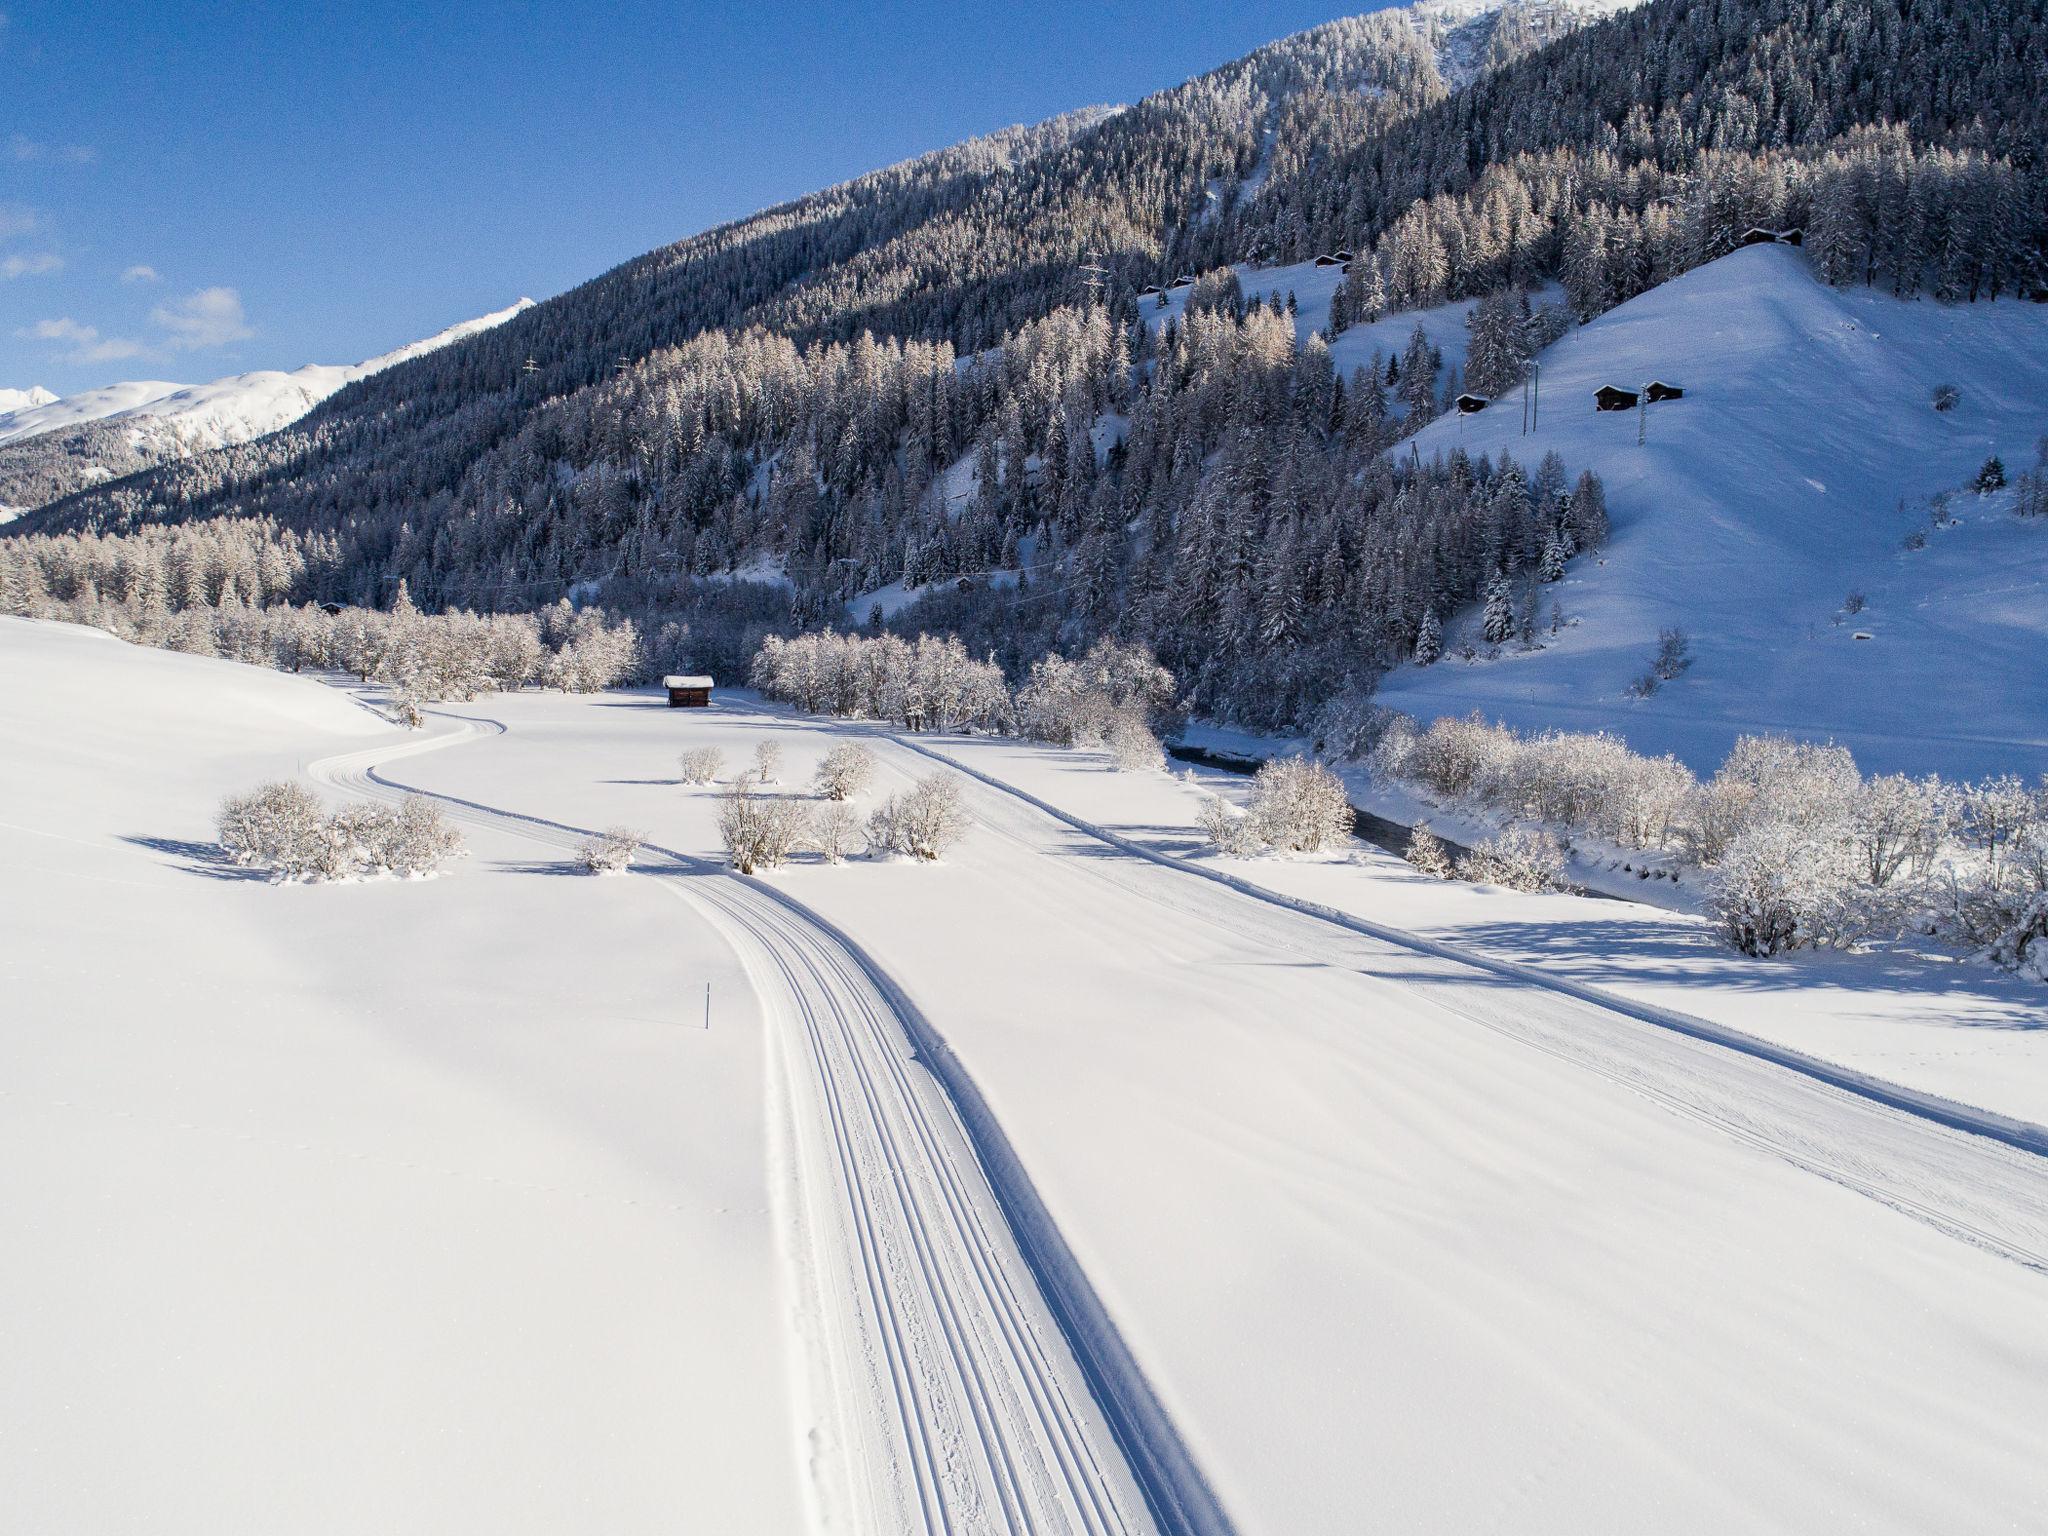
8;0;2044;730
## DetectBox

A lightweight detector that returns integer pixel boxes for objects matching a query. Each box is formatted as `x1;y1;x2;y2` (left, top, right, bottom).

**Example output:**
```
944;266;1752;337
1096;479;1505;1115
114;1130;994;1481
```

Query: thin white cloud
0;251;61;278
7;134;96;164
18;316;151;364
121;263;160;284
0;201;39;240
150;285;253;349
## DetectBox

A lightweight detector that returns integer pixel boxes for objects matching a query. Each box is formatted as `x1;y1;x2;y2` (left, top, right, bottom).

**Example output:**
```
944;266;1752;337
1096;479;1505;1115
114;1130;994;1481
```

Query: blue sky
0;1;1356;397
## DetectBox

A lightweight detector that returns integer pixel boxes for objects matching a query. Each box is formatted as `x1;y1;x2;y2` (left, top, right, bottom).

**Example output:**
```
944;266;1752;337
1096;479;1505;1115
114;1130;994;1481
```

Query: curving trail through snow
881;732;2048;1279
307;716;1188;1536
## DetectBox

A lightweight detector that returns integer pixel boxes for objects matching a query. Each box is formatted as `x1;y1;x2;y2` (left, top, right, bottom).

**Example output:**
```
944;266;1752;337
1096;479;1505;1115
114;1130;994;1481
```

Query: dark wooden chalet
1313;253;1343;266
1594;384;1639;411
663;674;714;708
1645;381;1684;402
1738;226;1804;248
1454;393;1490;414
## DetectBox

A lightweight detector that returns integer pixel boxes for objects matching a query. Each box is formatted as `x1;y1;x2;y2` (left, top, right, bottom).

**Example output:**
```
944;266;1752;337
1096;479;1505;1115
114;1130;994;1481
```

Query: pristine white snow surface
8;622;2048;1535
0;299;535;452
1373;244;2048;778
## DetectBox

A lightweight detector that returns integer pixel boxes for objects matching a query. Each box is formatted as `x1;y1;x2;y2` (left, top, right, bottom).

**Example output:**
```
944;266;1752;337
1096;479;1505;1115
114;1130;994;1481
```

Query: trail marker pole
704;981;711;1031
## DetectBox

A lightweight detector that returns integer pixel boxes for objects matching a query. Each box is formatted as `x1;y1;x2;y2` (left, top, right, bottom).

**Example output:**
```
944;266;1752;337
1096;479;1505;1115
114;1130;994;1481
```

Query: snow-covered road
310;716;1181;1536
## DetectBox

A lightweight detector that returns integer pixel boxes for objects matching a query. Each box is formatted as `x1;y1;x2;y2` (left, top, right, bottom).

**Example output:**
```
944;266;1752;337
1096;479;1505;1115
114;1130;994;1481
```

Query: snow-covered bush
752;739;784;785
813;741;876;800
1687;734;1861;862
678;746;724;785
811;802;865;865
867;774;968;861
577;825;644;874
217;780;330;878
1405;824;1454;878
1105;704;1165;773
1196;794;1265;856
1931;382;1959;412
717;780;811;874
217;784;464;882
1709;823;1866;956
1456;825;1568;892
1247;757;1352;854
1015;638;1178;748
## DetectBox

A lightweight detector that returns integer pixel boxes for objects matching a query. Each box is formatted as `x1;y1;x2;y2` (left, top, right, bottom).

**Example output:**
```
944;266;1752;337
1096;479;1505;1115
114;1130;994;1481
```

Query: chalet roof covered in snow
662;675;714;689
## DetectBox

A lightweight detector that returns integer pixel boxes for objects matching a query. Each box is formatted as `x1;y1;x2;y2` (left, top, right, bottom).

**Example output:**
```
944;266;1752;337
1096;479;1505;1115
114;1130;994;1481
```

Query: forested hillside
8;0;2046;729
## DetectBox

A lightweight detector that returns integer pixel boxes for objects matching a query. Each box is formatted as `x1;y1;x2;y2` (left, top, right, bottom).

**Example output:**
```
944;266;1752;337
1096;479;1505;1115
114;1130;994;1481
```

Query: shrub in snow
1197;794;1265;857
1708;822;1867;956
752;739;784;785
867;774;968;861
678;746;724;785
717;780;811;874
217;781;332;879
1016;638;1178;748
812;741;875;801
1105;704;1165;773
577;825;644;874
1974;456;2007;493
1456;825;1568;892
1652;628;1692;681
217;784;463;882
811;802;865;865
1405;824;1454;879
1248;756;1352;854
1931;383;1959;412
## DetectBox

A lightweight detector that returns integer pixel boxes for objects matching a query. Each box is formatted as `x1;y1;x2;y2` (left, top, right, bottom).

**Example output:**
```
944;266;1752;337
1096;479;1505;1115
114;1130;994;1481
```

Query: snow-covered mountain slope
1374;244;2048;780
0;299;535;458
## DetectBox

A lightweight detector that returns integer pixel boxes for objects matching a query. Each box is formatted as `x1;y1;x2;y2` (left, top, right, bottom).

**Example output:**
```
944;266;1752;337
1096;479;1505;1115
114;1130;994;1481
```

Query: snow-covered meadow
7;619;2048;1536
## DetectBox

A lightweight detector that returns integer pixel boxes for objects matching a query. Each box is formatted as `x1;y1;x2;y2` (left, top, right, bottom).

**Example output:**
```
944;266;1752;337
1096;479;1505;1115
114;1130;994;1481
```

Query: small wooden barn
1594;385;1639;411
1313;253;1343;267
1333;249;1354;263
1138;283;1162;297
1645;380;1684;402
663;674;713;708
1738;226;1805;248
1454;393;1490;414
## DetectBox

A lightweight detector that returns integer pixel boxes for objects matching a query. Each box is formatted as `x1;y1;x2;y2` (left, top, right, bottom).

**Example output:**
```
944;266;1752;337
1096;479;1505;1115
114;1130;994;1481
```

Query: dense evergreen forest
8;0;2045;728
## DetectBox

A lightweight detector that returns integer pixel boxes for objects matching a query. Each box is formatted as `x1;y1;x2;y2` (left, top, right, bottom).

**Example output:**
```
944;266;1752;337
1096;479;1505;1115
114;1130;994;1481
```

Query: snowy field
7;620;2048;1535
1374;244;2048;779
0;621;805;1534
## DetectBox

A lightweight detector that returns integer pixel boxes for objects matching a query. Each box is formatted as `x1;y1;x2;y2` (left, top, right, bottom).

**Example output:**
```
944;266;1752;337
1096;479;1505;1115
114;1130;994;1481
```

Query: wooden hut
663;674;713;708
1738;226;1804;248
1454;393;1490;414
1645;381;1684;402
1333;249;1354;263
1138;283;1162;297
1594;385;1639;412
1313;253;1343;267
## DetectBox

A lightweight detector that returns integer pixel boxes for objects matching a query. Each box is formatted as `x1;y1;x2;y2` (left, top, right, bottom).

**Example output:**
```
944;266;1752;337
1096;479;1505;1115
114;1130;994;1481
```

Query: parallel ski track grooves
882;732;2048;1278
308;714;1211;1536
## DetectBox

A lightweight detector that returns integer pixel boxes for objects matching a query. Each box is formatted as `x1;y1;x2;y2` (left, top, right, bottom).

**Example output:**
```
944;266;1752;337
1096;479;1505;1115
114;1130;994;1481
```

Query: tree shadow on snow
1442;915;2048;1032
118;834;266;882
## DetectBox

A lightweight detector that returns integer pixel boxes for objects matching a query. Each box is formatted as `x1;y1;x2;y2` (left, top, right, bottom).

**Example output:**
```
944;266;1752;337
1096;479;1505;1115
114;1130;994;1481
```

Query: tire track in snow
306;714;1204;1536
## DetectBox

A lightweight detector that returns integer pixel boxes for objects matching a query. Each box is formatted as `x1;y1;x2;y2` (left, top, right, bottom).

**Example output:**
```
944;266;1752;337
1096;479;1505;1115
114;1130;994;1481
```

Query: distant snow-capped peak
0;298;537;452
0;385;58;415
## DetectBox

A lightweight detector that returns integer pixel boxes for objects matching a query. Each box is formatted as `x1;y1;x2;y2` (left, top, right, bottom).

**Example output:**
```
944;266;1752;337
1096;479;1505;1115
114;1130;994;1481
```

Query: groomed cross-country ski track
309;714;1223;1536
